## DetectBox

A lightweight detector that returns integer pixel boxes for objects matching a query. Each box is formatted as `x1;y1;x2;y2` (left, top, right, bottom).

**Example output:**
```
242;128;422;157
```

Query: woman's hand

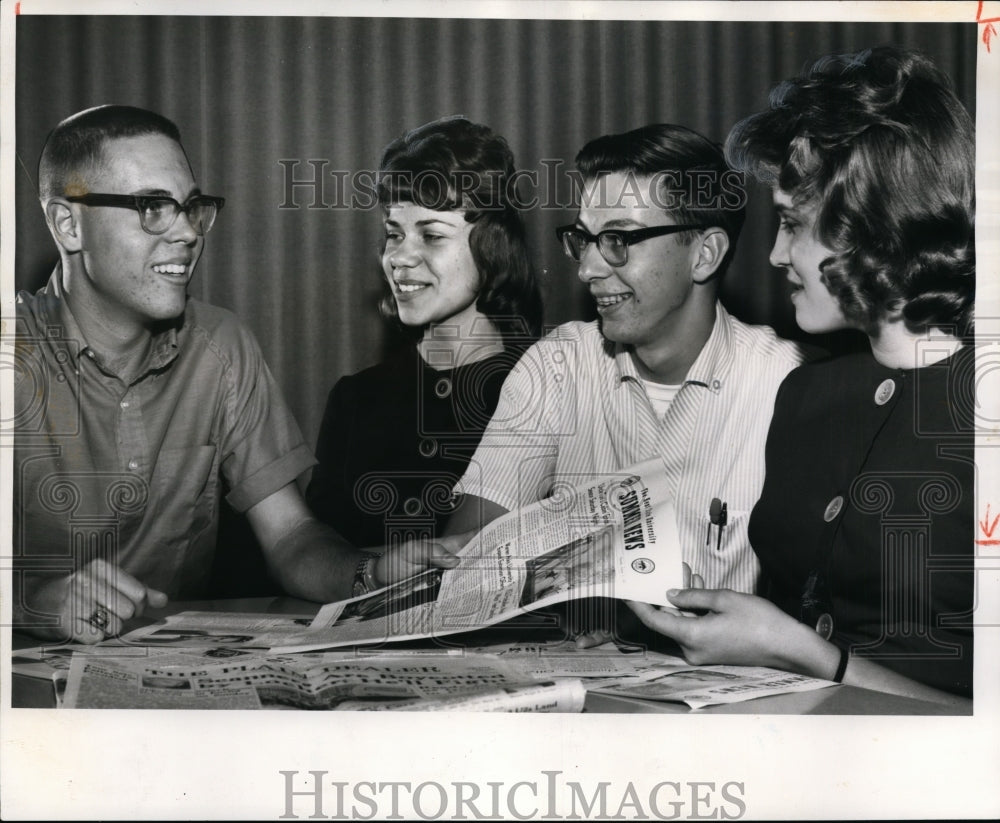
574;562;704;648
628;586;825;672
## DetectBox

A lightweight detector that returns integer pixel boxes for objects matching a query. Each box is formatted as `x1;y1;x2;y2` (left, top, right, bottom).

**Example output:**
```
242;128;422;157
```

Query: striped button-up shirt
455;304;804;592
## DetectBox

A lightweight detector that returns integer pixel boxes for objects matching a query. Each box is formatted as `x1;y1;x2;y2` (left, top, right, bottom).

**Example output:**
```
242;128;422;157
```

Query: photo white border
1;1;998;819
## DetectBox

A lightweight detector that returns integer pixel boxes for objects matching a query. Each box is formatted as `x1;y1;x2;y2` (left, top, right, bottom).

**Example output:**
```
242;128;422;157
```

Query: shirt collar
612;303;733;395
43;265;181;375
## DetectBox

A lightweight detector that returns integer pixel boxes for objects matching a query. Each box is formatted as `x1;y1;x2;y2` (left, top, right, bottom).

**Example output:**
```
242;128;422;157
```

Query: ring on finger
87;605;111;632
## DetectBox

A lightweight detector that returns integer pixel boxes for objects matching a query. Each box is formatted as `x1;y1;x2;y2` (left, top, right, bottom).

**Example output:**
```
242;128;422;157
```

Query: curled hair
376;116;542;346
38;104;183;202
726;47;975;335
574;123;748;280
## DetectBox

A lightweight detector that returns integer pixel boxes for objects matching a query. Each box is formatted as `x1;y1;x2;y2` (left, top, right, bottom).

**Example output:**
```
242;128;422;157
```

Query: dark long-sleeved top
306;346;515;548
749;346;975;697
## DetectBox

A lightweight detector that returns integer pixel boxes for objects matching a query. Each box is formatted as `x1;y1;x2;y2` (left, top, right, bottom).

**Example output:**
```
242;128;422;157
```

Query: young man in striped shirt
448;124;803;598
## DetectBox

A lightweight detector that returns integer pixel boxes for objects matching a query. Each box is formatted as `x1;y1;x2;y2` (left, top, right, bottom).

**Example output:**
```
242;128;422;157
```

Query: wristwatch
352;552;381;598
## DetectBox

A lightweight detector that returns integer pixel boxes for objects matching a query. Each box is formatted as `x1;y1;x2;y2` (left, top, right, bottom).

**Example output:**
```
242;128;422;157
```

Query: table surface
10;596;967;715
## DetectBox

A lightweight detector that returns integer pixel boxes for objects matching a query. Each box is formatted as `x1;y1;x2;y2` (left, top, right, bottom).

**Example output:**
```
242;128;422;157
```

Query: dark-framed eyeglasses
555;223;708;267
65;193;226;236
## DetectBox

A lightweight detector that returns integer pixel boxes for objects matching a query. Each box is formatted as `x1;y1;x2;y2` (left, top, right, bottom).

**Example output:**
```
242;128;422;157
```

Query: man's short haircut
725;46;975;336
376;115;542;345
574;123;747;280
38;104;183;202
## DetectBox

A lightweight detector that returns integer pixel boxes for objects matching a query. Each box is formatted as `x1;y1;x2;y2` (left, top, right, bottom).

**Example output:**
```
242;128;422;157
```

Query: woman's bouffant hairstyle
376;116;542;345
725;46;974;336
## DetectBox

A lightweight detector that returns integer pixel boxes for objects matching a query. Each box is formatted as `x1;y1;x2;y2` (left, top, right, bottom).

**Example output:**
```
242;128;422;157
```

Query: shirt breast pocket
678;502;757;591
150;445;219;535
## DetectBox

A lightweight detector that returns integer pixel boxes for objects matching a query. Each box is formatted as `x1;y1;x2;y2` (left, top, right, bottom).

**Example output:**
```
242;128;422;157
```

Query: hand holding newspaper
120;459;682;654
281;457;683;652
86;457;844;713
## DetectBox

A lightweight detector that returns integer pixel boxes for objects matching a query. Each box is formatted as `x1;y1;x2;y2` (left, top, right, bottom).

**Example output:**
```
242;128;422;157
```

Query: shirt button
823;495;844;522
120;400;130;409
127;459;139;471
874;378;895;405
86;351;96;359
815;613;834;640
419;438;438;458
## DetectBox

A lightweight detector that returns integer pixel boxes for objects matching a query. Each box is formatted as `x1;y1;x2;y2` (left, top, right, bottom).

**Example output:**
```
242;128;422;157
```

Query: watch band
352;552;382;598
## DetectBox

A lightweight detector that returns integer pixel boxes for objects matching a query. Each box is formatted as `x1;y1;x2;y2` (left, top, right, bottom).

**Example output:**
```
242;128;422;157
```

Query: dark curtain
14;17;977;451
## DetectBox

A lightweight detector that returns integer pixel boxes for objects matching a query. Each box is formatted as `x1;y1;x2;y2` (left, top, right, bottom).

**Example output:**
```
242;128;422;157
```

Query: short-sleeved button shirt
455;304;805;592
13;270;316;599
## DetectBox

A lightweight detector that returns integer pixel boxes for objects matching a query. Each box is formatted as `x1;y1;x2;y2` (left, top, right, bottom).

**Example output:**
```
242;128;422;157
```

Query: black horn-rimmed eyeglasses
556;223;708;267
65;193;226;236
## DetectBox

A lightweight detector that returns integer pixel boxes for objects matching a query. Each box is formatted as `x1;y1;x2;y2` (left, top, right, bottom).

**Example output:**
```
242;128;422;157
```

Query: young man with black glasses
13;105;458;643
448;123;803;598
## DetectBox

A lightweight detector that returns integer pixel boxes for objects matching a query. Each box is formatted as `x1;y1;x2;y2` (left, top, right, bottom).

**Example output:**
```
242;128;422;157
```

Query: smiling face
69;133;204;329
381;203;484;330
574;173;704;350
769;189;851;334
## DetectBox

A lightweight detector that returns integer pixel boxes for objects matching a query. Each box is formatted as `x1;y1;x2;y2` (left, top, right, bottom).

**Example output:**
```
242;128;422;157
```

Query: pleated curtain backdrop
14;16;977;450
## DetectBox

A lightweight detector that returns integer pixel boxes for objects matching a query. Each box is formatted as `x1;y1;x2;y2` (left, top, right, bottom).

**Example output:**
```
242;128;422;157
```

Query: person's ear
690;227;730;285
44;198;83;253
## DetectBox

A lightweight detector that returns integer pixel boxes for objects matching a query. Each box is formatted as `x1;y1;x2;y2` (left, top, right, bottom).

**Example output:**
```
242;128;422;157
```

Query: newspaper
460;641;837;708
119;612;320;649
466;640;687;678
12;643;154;707
589;665;837;709
273;458;681;652
59;647;586;711
51;639;832;711
337;680;588;712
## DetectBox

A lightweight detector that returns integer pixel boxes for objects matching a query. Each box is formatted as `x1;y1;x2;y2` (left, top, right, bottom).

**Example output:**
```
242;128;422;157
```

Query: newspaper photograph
2;3;997;821
118;612;321;649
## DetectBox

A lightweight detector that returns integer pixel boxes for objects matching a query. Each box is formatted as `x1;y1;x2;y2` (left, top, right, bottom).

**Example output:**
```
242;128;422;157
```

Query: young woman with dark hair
306;116;542;548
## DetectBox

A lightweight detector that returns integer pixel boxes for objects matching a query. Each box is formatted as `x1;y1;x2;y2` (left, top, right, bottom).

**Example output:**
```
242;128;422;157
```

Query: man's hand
373;532;467;587
22;559;168;644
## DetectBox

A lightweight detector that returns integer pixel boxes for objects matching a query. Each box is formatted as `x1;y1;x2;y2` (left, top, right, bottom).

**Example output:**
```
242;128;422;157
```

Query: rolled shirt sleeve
212;317;316;511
